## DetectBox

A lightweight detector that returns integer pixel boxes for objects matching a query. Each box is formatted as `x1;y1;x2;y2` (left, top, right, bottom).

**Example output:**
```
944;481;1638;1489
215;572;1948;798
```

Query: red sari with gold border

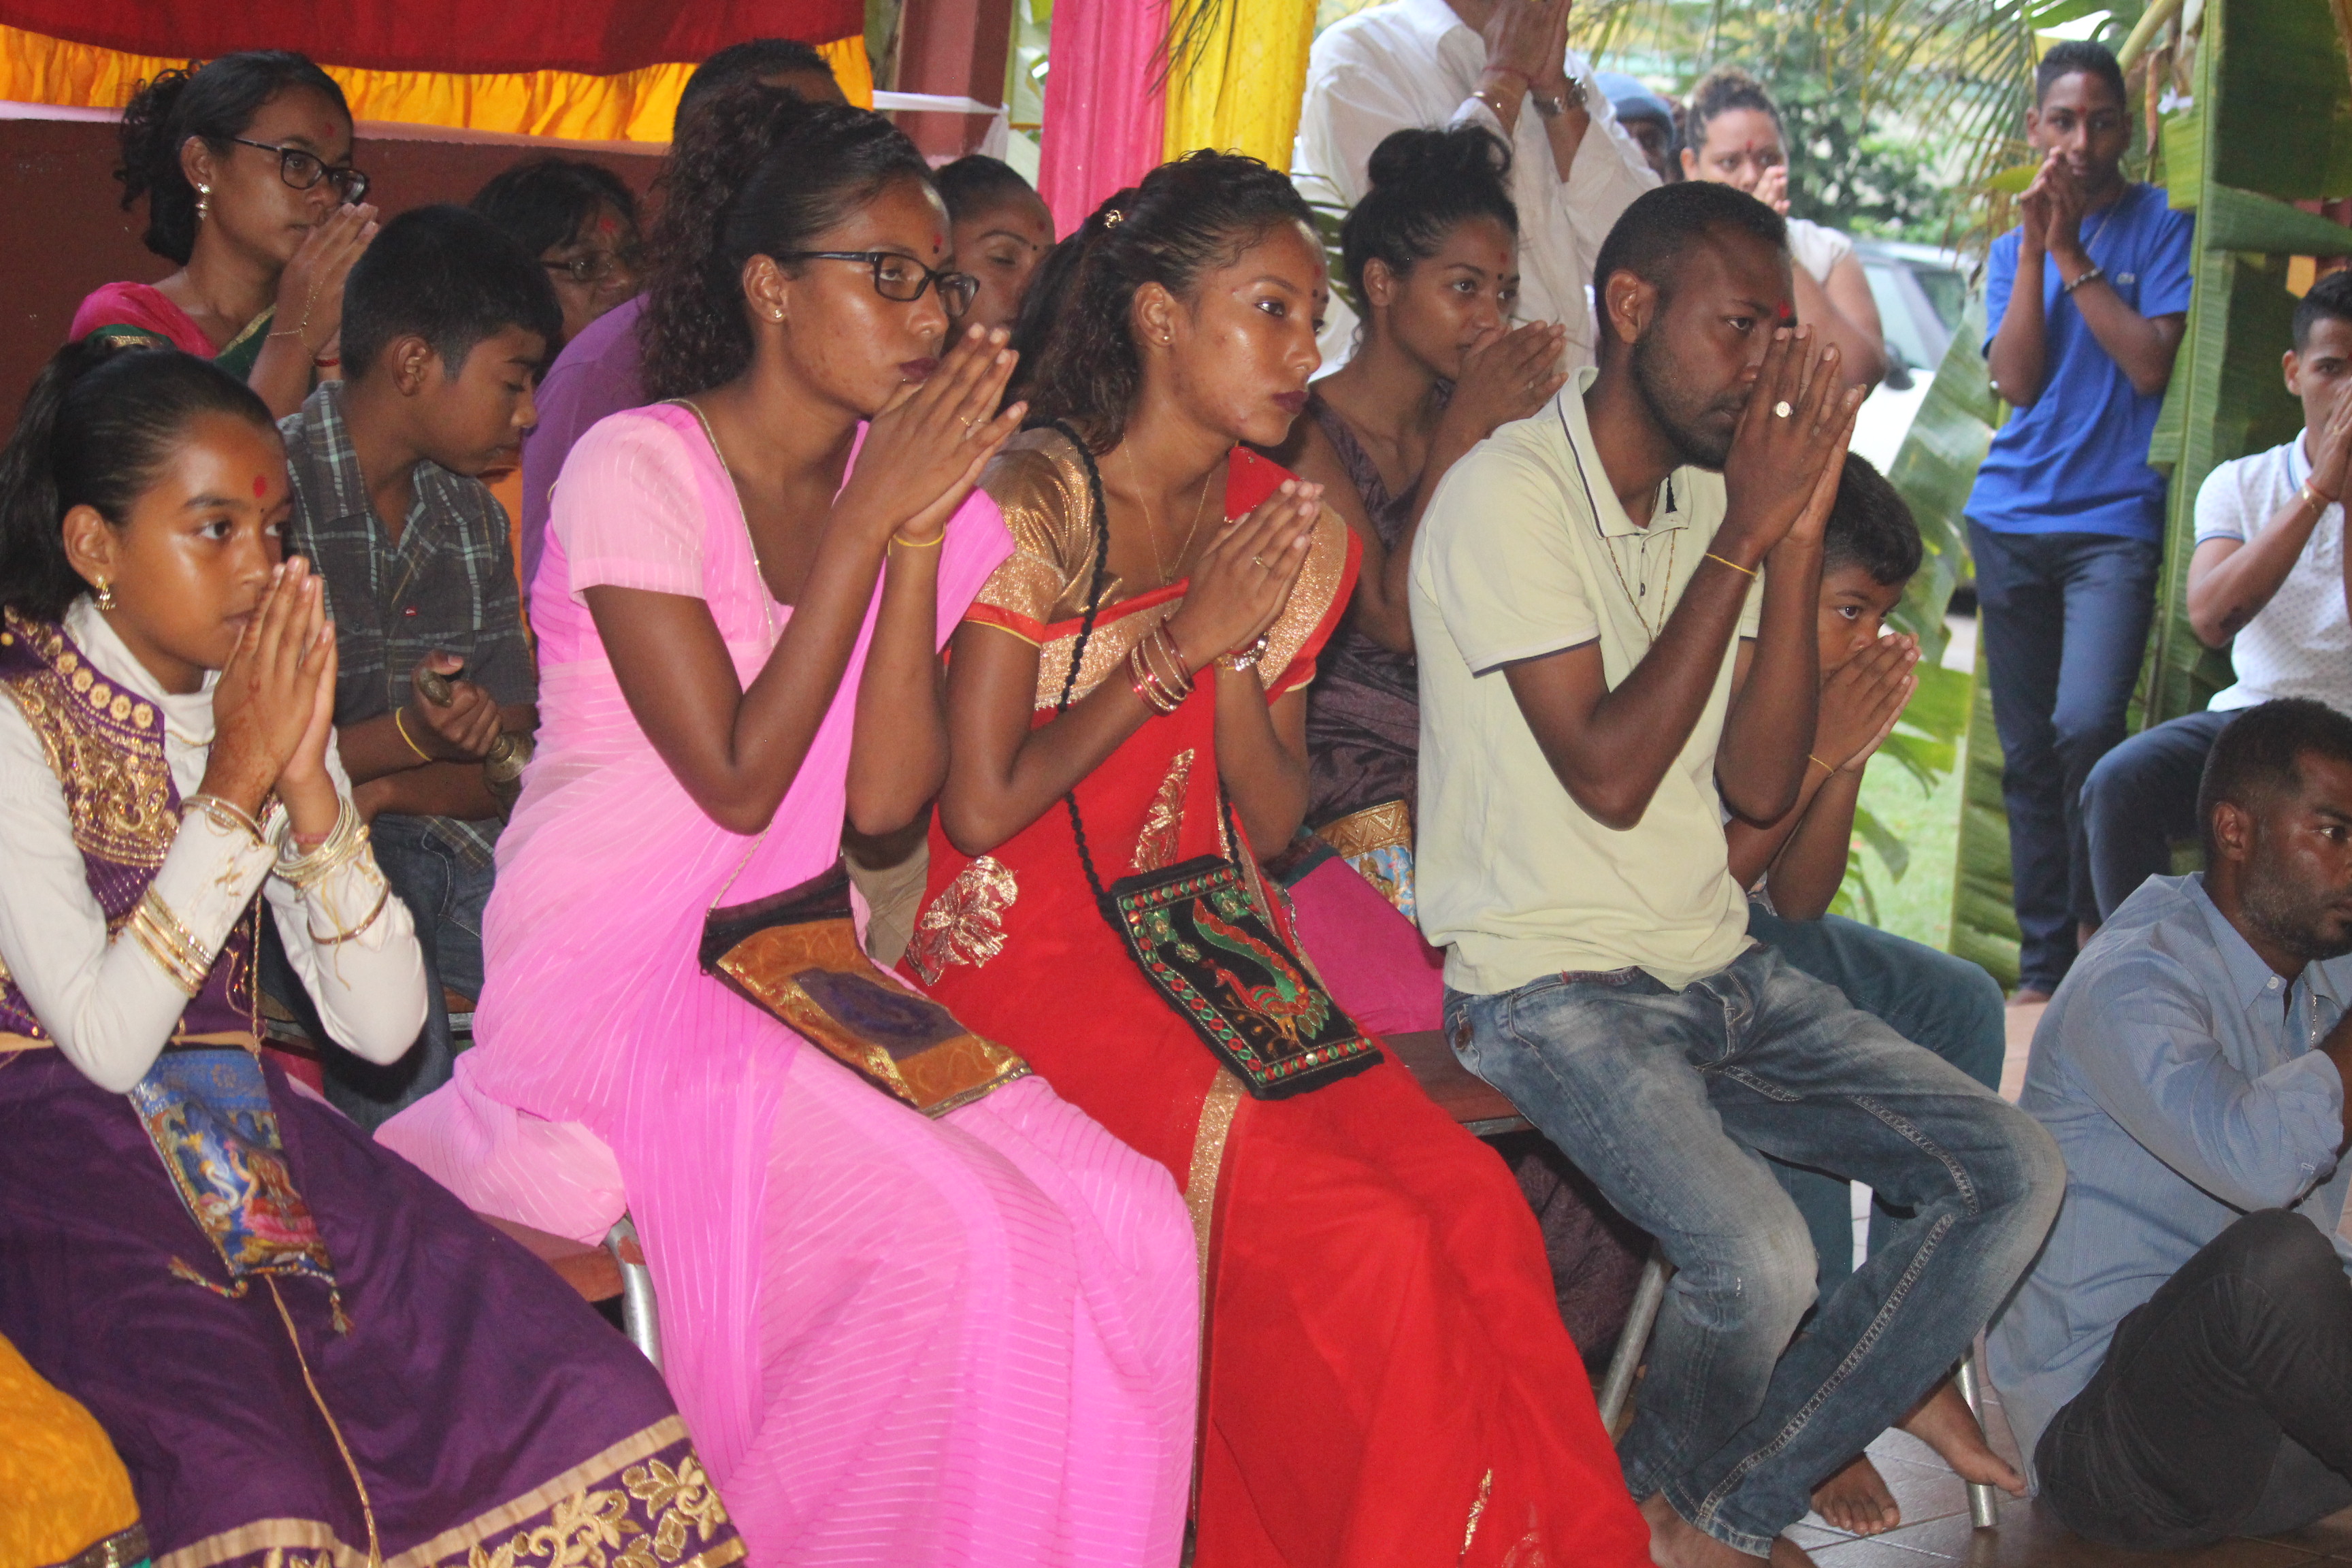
904;429;1648;1567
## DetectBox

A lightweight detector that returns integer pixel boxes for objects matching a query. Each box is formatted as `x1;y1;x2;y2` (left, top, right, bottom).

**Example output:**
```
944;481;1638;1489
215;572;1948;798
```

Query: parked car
1848;238;1972;471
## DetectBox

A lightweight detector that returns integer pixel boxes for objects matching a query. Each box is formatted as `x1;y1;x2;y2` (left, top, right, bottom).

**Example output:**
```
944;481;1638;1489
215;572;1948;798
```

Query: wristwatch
1530;74;1587;118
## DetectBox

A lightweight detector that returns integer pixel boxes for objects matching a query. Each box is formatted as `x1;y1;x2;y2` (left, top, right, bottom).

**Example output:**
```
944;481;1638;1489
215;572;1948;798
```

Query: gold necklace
1121;443;1215;586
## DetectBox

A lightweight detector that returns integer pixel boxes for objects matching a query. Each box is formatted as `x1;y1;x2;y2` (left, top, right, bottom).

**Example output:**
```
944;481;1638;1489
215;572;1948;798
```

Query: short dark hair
2036;39;2127;110
1822;453;1922;587
2293;269;2352;350
676;38;834;137
470;157;639;265
1340;125;1518;307
116;52;350;264
0;340;274;621
2196;698;2352;863
933;154;1040;224
340;204;563;380
1590;180;1787;323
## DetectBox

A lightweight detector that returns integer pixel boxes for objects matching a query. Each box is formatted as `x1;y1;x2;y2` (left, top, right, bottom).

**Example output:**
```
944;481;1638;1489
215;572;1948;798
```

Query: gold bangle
275;798;368;889
1141;622;1195;702
1705;551;1759;579
392;706;431;762
128;887;212;996
889;527;947;549
1127;641;1181;715
308;883;390;947
1808;753;1838;772
2302;480;2338;513
182;791;267;849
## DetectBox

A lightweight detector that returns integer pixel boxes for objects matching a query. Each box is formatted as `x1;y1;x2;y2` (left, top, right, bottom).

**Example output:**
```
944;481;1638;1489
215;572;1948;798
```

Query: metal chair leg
1597;1245;1671;1435
606;1216;662;1372
1955;1344;1999;1528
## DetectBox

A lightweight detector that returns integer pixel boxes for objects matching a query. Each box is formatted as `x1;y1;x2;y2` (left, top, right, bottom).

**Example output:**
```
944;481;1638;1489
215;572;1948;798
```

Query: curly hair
116;51;350;265
0;340;275;621
636;83;933;402
1019;151;1316;453
1684;65;1781;150
1340;125;1517;307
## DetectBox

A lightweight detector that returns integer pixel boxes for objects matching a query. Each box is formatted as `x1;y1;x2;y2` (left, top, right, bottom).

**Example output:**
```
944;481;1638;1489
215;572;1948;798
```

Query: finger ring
958;415;977;429
1250;555;1270;570
1773;400;1793;419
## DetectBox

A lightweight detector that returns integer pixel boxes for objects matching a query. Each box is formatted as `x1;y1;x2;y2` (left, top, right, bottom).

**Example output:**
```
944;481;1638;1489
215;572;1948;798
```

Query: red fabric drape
0;0;864;76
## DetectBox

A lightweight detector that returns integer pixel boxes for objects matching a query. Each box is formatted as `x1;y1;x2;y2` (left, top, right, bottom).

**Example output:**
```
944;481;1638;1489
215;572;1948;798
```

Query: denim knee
1979;1100;2067;1236
1686;1205;1819;1345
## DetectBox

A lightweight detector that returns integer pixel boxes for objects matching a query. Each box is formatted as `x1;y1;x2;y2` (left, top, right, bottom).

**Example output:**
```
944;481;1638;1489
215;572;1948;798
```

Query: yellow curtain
1160;0;1317;171
0;23;871;140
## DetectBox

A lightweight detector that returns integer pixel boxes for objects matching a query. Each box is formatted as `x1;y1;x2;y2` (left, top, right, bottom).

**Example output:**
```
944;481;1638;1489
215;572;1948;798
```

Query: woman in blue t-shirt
1967;38;2194;1002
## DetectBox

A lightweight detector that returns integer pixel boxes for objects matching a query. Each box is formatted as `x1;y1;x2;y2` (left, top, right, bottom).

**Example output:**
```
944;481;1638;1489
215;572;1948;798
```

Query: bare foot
1640;1492;1770;1568
1810;1453;1901;1535
1901;1376;2027;1497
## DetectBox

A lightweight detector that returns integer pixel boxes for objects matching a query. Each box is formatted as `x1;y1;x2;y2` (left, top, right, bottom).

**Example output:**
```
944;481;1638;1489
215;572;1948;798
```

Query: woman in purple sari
0;341;739;1568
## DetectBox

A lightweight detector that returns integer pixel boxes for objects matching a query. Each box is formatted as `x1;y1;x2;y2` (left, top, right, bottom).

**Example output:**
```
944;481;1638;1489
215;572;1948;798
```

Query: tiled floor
1784;998;2352;1565
1789;1383;2352;1565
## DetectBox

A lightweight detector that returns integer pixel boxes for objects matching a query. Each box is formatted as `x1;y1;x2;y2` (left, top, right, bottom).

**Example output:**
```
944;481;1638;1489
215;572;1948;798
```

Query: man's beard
2241;850;2352;967
1631;329;1744;472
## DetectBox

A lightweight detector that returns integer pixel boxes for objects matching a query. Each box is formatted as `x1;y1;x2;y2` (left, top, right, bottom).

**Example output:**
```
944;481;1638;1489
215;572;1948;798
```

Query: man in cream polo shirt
1413;182;2063;1568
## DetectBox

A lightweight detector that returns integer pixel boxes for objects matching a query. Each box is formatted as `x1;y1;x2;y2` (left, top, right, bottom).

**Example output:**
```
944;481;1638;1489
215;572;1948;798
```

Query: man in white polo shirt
2082;270;2352;921
1413;181;2064;1567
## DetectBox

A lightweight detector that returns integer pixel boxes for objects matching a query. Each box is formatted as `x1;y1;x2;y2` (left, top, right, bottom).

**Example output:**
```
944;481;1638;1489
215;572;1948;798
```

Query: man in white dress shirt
2080;269;2352;923
1293;0;1659;369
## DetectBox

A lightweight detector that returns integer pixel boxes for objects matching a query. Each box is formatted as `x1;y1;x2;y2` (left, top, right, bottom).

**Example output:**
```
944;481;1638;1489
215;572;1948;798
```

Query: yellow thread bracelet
1705;551;1759;578
393;706;431;762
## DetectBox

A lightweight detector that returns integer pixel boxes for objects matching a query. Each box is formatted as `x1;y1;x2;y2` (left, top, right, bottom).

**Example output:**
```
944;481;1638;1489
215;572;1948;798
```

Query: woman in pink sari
378;88;1198;1564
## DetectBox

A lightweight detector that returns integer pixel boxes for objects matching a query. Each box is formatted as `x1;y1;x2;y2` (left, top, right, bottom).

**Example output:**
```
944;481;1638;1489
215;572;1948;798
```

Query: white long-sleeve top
0;598;428;1092
1291;0;1660;370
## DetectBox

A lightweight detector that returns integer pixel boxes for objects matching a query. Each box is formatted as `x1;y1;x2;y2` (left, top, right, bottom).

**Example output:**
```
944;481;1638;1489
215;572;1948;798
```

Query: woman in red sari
905;151;1648;1567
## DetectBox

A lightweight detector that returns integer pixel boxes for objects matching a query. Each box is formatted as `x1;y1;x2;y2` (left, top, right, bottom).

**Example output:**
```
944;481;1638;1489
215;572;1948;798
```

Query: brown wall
0;116;662;428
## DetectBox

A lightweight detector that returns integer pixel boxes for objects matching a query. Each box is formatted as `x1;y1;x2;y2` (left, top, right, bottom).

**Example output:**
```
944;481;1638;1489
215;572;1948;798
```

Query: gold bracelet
889;527;947;549
1705;551;1759;579
308;883;390;947
128;887;212;997
274;798;368;889
182;791;267;849
1808;753;1838;772
392;706;431;762
1141;621;1196;703
2302;480;2338;514
1128;642;1182;715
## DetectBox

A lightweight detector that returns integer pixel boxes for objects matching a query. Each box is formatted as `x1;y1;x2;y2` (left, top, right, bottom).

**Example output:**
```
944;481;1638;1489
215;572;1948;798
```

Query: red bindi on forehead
253;474;270;497
595;212;618;235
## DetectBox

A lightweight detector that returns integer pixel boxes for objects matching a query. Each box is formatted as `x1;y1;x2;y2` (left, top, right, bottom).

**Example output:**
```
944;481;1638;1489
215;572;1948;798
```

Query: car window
1862;261;1940;373
1912;267;1967;336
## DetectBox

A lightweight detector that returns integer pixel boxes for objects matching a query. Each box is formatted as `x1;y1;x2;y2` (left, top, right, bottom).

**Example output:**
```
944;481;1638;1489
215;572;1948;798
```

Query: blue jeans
1968;523;2163;992
2080;709;2231;921
1446;945;2062;1554
1748;904;2008;1290
261;813;490;1131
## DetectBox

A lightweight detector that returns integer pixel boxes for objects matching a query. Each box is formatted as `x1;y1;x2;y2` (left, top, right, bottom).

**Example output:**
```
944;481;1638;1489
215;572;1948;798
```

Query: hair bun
1365;124;1511;193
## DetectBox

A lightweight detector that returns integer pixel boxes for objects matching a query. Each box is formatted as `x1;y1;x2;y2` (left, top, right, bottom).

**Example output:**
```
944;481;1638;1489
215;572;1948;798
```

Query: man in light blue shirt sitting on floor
1992;697;2352;1551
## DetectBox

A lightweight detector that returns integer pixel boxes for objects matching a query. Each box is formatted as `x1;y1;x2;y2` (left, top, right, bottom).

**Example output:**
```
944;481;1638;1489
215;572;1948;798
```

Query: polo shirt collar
2184;872;2349;1024
1558;364;1699;540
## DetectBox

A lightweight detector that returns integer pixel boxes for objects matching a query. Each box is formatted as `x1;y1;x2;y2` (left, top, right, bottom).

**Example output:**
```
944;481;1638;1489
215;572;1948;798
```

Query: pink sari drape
380;405;1197;1567
1035;0;1169;237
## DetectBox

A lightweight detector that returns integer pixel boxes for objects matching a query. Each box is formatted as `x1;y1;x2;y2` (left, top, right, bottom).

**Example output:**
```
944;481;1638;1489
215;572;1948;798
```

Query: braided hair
636;82;932;402
1018;150;1316;454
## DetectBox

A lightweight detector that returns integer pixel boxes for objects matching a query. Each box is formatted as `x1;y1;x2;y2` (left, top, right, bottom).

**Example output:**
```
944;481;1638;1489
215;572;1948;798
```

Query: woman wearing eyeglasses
71;51;377;419
378;86;1199;1563
470;157;644;348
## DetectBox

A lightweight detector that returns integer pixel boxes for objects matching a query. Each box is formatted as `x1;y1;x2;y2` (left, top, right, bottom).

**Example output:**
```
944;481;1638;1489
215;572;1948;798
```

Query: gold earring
93;578;116;611
195;182;210;222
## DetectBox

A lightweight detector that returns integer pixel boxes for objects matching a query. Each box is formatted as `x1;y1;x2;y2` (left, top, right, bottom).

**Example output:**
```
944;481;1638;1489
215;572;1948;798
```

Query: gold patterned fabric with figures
903;855;1020;985
964;430;1352;710
154;1420;741;1568
1132;750;1194;873
0;611;174;872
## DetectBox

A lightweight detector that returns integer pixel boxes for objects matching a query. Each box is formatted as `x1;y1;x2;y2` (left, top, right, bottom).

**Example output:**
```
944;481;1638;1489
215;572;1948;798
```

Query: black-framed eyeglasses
229;137;370;204
776;250;981;317
544;248;643;286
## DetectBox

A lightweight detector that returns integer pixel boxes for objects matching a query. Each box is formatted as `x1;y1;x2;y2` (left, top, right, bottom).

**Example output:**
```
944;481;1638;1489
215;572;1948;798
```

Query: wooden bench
1384;1028;1532;1139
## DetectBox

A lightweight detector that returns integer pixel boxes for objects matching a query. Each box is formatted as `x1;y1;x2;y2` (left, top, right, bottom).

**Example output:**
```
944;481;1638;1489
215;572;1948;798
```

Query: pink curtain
1036;0;1168;238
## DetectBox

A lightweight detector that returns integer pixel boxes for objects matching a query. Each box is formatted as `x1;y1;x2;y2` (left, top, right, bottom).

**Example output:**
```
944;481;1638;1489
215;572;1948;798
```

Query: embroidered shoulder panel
973;431;1129;632
0;612;176;870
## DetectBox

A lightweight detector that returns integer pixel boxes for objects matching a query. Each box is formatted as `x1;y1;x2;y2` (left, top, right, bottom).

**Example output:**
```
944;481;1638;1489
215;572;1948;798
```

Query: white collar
64;595;218;747
1396;0;1475;46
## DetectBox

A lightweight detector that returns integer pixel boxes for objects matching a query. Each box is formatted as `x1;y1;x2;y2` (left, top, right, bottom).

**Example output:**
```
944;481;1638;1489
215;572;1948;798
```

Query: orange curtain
0;23;872;140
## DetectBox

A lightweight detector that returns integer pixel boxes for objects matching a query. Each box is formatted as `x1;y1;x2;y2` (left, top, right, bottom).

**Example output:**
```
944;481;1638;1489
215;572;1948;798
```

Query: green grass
1846;726;1967;951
